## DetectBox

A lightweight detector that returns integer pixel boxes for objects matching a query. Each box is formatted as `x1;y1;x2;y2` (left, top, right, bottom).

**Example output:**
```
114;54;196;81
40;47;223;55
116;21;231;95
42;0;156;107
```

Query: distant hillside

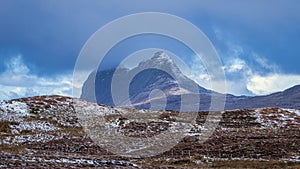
225;85;300;110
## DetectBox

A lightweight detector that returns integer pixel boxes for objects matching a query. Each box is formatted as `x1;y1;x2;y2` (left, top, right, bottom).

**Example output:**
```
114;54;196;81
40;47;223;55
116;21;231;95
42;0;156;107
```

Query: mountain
81;51;213;111
1;95;299;168
81;51;300;111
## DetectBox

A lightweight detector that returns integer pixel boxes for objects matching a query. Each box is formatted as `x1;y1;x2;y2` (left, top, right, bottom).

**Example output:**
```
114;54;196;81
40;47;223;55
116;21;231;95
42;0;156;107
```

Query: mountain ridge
81;51;300;111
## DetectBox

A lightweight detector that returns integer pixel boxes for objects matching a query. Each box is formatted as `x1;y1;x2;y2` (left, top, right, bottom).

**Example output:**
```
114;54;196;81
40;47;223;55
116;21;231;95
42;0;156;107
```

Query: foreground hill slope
0;95;299;168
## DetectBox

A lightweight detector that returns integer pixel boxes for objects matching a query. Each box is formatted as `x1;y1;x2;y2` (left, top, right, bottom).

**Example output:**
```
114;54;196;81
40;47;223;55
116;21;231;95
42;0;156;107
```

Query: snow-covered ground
0;100;30;122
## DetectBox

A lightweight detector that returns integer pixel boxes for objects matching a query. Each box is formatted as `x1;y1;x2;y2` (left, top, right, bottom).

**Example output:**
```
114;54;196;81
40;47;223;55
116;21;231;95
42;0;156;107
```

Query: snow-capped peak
151;51;173;64
137;51;182;76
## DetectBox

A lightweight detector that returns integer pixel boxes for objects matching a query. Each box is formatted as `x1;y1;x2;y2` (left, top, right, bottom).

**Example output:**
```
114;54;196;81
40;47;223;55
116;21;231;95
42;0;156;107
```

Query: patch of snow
295;110;300;116
193;160;203;165
185;133;200;136
253;108;300;128
280;156;300;163
0;137;11;144
110;118;121;128
74;99;119;117
0;101;30;122
23;156;139;167
10;133;64;144
12;121;59;132
282;108;300;116
254;109;264;124
11;129;20;135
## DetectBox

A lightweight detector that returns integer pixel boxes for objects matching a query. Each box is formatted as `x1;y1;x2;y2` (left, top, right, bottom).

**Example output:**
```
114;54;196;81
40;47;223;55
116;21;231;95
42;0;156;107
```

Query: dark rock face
81;52;300;111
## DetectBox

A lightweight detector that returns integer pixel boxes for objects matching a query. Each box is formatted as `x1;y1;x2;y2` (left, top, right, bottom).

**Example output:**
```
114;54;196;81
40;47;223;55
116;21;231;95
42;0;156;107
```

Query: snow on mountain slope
137;51;183;78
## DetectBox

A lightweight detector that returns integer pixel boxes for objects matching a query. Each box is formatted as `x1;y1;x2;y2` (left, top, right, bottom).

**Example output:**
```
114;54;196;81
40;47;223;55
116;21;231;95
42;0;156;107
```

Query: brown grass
103;114;123;122
20;129;33;135
0;121;19;133
158;112;176;122
139;158;300;169
211;160;300;169
0;145;27;154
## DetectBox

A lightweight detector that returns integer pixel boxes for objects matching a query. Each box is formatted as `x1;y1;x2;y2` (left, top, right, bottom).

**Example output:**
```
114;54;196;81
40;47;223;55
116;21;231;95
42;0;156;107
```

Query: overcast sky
0;0;300;99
